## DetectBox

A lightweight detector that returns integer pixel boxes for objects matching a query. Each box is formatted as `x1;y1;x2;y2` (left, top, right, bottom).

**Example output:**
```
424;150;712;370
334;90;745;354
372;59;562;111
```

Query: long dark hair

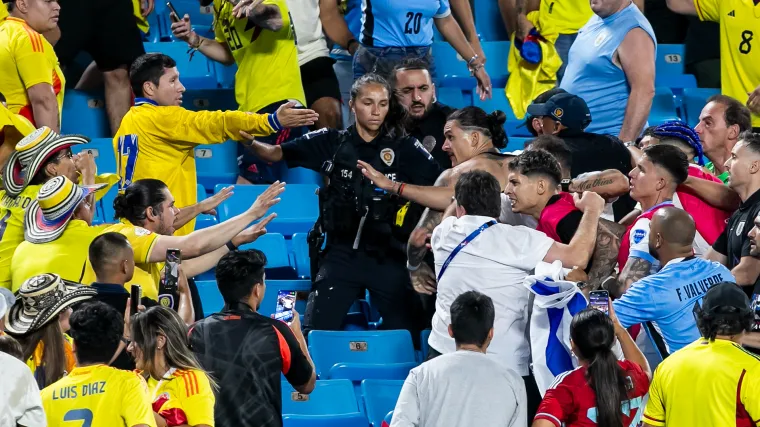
570;309;629;427
113;179;168;225
17;321;68;388
350;73;408;139
447;106;508;149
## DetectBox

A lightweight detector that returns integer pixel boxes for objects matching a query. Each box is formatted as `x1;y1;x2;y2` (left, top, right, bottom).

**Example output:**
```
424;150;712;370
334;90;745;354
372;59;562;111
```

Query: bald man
612;207;734;359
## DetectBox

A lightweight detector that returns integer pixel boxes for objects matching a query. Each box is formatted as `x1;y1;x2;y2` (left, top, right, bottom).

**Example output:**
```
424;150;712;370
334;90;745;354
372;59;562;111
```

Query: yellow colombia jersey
643;338;760;426
0;184;39;289
147;368;215;427
114;99;276;236
1;102;35;149
694;0;760;127
214;0;305;113
81;219;161;300
0;3;7;21
11;219;102;291
131;0;149;34
0;17;65;127
537;0;593;35
41;364;157;427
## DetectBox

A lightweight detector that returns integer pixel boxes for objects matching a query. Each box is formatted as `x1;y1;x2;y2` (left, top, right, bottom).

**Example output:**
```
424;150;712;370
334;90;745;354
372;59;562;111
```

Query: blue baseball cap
526;93;592;131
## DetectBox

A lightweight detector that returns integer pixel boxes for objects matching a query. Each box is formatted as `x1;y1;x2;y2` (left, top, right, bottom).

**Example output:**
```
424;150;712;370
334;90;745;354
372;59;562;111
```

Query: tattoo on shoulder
587;225;621;290
600;218;627;239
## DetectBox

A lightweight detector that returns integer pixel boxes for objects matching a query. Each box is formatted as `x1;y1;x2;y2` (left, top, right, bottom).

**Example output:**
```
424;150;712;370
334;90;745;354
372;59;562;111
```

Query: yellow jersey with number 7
694;0;760;127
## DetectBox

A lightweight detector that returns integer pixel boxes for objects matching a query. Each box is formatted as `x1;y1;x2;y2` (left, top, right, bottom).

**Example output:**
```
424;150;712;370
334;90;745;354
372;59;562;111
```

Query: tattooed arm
568;169;630;200
586;222;622;290
606;257;652;299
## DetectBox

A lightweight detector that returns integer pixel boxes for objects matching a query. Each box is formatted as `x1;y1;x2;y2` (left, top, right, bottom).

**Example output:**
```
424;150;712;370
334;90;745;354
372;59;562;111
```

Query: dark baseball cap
526;93;592;131
701;282;752;316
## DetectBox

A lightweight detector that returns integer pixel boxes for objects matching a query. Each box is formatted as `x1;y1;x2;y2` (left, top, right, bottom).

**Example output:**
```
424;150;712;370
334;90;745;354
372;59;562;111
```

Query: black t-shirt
189;303;313;427
712;189;760;299
407;102;454;170
558;129;636;222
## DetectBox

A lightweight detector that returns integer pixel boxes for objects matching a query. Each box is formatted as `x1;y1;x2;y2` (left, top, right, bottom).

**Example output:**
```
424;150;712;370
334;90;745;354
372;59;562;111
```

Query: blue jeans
352;45;437;82
555;32;578;85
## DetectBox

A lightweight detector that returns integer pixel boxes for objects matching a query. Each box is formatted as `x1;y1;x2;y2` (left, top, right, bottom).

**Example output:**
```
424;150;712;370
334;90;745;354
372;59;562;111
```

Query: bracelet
407;261;421;271
623;141;636;148
399;183;406;196
467;54;479;66
226;241;238;251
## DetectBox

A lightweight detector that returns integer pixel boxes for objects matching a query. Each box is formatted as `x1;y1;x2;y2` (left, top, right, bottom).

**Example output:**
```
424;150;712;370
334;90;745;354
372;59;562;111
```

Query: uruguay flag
525;276;588;396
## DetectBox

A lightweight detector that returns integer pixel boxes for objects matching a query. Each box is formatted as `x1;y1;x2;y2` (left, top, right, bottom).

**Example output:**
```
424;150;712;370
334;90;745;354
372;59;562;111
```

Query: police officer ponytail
447;107;508;149
350;73;409;139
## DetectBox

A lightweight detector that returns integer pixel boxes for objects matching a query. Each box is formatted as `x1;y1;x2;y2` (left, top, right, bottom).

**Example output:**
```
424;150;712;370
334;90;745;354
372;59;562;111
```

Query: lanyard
437;220;497;281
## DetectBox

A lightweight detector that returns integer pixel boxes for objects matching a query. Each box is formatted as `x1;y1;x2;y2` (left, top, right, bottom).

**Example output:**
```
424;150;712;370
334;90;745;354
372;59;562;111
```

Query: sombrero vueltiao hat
4;273;96;336
24;176;106;244
2;126;89;197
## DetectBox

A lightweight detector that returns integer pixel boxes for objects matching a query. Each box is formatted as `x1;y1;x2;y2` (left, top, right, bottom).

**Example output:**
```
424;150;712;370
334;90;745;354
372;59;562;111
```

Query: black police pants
304;244;421;343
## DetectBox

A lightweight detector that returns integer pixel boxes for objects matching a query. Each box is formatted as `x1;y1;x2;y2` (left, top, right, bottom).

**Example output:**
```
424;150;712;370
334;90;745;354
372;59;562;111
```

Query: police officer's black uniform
279;125;441;335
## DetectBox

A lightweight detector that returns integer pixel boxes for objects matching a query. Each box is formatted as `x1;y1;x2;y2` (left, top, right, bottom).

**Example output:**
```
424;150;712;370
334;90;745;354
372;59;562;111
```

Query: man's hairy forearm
609;257;651;298
248;4;283;31
619;87;653;143
407;208;443;265
587;224;621;289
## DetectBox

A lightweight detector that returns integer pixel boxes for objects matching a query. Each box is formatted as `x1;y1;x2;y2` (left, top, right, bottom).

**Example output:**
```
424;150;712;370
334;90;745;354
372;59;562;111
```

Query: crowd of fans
1;0;760;425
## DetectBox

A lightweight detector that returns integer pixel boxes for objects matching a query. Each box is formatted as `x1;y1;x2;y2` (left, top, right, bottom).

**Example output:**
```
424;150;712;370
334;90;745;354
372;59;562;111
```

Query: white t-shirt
430;215;554;376
0;351;46;427
391;350;527;427
284;0;330;66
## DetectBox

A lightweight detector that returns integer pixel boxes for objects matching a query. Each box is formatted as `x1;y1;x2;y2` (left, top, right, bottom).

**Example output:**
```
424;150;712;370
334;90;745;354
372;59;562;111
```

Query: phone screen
130;285;141;315
159;249;181;310
589;290;610;315
275;290;296;323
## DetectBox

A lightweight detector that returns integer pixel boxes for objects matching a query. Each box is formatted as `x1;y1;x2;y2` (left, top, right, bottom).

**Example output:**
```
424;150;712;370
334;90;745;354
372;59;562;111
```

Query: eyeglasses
53;151;73;161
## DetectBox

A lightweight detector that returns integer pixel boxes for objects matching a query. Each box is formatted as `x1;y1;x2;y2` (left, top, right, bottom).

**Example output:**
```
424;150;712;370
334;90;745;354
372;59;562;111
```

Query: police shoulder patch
304;127;330;140
632;229;646;244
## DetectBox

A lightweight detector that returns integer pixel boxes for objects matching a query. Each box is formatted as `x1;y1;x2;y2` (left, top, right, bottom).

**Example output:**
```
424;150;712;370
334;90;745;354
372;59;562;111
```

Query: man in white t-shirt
391;291;527;427
428;170;604;420
0;351;46;427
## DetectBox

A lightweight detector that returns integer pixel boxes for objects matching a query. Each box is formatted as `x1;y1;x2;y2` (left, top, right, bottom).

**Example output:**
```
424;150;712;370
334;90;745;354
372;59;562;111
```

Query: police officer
241;73;441;336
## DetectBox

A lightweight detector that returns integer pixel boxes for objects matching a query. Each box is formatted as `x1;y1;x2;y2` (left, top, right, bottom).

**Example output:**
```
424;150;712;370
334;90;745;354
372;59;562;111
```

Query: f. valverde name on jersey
51;381;106;400
675;273;725;302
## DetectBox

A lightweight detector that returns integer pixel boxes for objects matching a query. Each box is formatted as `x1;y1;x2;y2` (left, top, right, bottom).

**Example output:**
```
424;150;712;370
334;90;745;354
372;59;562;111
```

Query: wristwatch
560;179;571;192
623;141;637;148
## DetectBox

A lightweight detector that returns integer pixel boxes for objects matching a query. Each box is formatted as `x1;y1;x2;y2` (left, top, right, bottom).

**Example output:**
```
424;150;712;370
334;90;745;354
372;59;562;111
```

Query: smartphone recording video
275;290;296;323
589;290;610;315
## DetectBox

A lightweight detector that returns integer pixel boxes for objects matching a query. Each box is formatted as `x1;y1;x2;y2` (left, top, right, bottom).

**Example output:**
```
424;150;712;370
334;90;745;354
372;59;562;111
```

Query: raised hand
200;186;234;215
358;160;394;191
275;102;320;128
248;181;285;218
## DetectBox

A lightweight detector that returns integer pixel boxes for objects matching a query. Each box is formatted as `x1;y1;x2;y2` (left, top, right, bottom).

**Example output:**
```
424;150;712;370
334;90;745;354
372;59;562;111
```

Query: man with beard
390;58;455;169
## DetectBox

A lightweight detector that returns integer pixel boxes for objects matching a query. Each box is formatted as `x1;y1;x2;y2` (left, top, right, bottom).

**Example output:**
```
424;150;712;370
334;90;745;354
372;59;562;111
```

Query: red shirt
534;360;650;427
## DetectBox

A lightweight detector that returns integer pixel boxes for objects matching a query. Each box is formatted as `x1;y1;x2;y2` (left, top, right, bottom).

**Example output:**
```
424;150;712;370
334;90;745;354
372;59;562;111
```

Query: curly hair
69;302;124;365
508;149;563;186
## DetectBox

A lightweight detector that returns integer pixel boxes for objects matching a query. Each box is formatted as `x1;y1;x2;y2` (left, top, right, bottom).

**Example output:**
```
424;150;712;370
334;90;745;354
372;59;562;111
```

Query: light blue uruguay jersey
613;256;734;355
360;0;451;47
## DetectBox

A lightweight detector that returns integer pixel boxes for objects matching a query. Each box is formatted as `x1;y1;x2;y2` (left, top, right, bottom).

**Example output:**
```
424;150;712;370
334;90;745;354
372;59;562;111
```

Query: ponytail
113;179;168;225
586;347;628;427
446;107;507;149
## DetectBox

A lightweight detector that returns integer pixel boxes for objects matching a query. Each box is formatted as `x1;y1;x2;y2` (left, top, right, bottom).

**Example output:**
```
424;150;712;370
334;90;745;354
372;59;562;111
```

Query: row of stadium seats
282;379;401;427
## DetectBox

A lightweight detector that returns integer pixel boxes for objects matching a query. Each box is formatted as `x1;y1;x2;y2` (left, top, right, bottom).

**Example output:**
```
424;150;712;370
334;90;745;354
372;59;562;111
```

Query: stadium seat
474;0;509;41
214;62;237;89
143;42;217;89
72;138;118;223
431;42;510;89
195;280;224;316
383;411;394;427
194;214;218;231
329;362;417;388
281;379;360;416
308;330;416;378
196;184;207;201
195;141;239;192
656;44;685;75
655;74;697;91
259;280;311;318
283;413;369;427
437;87;466;109
506;136;531;152
282;167;323;186
481;42;511;88
61;90;110;138
472;90;529;137
291;233;311;279
182;89;238;111
649;87;680;126
420;329;431;361
165;0;215;39
238;233;296;279
215;184;319;236
683;88;720;128
362;380;405;427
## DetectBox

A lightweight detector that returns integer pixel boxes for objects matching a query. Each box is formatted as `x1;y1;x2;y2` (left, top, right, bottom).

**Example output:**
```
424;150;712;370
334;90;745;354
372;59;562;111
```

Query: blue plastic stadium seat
143;42;217;89
167;0;215;39
194;215;218;231
72;138;118;223
195;280;224;317
649;87;680;126
215;184;319;236
506;136;532;151
383;411;394;427
214;62;238;89
291;233;311;279
472;90;529;137
283;413;369;427
196;184;207;201
182;89;238;112
362;380;405;427
61;90;110;138
474;0;509;41
655;74;697;91
308;330;416;378
329;362;417;383
282;380;360;416
195;141;239;192
656;44;685;75
431;42;510;89
419;329;431;361
683;87;720;128
282;167;323;186
259;280;311;318
238;233;296;279
437;87;466;109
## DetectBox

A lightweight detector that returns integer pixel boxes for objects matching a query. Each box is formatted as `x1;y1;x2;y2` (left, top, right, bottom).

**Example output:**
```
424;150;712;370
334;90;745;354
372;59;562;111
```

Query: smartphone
158;248;181;310
130;285;141;316
166;1;181;22
275;290;296;323
589;290;610;315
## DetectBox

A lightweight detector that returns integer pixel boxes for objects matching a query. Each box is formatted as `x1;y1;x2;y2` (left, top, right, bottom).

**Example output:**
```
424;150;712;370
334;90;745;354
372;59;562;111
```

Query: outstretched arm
234;0;283;31
679;175;741;211
359;161;453;211
606;257;652;298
